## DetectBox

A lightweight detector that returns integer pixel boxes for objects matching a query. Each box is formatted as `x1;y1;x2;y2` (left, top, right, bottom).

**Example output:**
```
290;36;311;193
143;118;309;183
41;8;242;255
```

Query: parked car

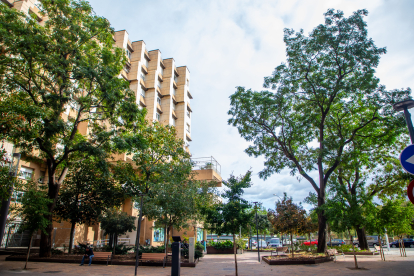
353;236;386;247
245;240;257;249
390;238;414;248
257;240;268;248
303;239;318;246
268;238;281;248
327;239;346;246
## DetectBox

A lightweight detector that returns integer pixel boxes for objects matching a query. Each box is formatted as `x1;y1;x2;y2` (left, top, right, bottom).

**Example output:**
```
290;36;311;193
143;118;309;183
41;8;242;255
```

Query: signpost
407;180;414;205
399;145;414;175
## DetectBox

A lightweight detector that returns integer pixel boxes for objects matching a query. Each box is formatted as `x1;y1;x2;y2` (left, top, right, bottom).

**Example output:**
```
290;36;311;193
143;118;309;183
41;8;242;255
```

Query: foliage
365;197;414;237
51;248;64;255
195;241;205;251
235;238;245;250
268;194;306;239
0;149;15;201
101;244;133;255
17;182;52;236
0;0;146;256
135;245;165;255
202;171;253;276
207;240;234;250
227;8;411;253
54;157;126;253
17;182;53;269
99;208;136;249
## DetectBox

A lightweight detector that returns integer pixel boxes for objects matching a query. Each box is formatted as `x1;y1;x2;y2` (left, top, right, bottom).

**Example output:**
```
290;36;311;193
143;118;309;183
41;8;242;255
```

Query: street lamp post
0;152;21;245
253;202;260;262
393;99;414;144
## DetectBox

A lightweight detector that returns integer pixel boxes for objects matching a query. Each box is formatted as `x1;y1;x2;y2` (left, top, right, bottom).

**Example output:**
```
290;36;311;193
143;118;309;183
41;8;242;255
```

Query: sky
87;0;414;210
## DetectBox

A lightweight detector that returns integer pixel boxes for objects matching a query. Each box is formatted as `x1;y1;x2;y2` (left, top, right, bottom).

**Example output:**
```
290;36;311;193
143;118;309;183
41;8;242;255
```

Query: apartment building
0;0;221;249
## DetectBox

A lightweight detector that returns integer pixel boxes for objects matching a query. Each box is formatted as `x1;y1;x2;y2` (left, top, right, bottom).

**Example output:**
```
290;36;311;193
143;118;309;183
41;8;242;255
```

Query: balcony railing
191;156;221;175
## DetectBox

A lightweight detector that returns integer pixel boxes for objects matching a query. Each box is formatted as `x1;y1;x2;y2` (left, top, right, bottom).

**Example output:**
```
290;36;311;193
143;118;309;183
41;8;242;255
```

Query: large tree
228;9;410;252
54;157;125;253
0;1;145;256
202;171;253;276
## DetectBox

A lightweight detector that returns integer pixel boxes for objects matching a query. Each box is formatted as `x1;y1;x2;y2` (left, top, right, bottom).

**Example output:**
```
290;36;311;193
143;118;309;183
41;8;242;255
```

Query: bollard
171;236;181;276
189;237;195;263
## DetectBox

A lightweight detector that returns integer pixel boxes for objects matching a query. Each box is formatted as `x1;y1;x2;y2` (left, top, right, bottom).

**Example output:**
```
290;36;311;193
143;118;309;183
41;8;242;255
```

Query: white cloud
88;0;414;210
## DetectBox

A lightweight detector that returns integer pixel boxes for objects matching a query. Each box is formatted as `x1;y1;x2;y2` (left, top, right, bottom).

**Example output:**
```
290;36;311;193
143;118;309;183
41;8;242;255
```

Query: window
172;88;177;96
141;87;146;98
144;56;149;68
157;79;162;89
38;171;46;183
124;64;130;73
172;103;175;110
174;74;179;83
172;118;176;126
141;73;146;82
156;112;160;121
186;123;190;133
19;166;33;180
187;111;191;118
186;79;190;87
126;48;131;60
12;190;24;203
153;228;165;242
159;66;164;76
157;96;161;105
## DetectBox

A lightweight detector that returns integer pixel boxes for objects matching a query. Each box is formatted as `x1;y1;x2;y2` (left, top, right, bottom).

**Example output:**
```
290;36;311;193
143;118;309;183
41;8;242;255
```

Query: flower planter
206;246;233;254
262;255;332;265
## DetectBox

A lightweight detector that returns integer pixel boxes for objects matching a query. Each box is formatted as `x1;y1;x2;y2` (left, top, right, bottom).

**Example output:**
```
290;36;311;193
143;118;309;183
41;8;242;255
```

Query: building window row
157;96;162;105
156;112;161;121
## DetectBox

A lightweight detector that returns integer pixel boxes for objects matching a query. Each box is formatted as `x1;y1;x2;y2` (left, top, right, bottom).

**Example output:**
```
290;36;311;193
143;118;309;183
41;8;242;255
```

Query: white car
268;238;281;248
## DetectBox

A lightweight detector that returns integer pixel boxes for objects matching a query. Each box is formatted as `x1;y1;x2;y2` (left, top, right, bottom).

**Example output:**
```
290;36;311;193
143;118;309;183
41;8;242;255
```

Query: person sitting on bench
80;247;94;266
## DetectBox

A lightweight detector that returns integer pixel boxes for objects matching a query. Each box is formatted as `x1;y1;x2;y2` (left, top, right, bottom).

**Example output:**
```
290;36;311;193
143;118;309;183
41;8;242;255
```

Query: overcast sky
87;0;414;210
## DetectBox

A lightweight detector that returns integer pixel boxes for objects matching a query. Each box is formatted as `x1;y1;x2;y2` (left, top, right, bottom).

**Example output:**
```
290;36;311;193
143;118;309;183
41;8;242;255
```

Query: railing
191;156;221;174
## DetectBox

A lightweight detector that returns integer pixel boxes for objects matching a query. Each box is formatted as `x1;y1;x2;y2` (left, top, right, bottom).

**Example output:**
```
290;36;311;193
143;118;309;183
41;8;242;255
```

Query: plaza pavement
0;248;413;275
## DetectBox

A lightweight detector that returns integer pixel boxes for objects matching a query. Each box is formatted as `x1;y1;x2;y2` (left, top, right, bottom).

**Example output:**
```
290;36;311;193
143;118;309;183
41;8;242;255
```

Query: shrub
51;248;64;255
101;244;133;255
207;240;233;250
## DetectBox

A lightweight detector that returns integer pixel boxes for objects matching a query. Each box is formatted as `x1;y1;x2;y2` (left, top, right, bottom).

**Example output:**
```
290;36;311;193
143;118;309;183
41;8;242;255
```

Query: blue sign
400;145;414;175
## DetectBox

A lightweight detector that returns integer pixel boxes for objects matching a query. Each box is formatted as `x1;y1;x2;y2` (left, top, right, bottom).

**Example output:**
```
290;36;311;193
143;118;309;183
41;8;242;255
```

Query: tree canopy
0;0;146;256
228;8;410;252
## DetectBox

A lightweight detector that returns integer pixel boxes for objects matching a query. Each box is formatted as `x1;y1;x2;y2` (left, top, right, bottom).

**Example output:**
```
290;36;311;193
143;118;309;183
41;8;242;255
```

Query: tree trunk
39;171;61;257
378;235;385;261
355;227;368;250
399;237;403;257
290;233;294;258
24;234;33;270
233;233;238;276
401;235;407;257
112;234;116;255
349;230;358;269
316;195;327;253
68;221;76;254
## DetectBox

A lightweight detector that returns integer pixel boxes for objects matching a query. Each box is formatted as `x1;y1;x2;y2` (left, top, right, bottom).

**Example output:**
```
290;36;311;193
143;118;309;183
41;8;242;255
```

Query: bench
92;252;112;265
140;253;166;268
270;246;288;256
326;249;344;262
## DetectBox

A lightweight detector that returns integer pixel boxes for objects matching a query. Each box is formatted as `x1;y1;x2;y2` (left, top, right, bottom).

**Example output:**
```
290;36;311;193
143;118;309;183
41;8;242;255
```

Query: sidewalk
0;250;413;275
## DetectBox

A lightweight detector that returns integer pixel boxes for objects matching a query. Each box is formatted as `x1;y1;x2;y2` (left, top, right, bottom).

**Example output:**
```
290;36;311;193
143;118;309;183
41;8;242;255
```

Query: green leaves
203;171;253;236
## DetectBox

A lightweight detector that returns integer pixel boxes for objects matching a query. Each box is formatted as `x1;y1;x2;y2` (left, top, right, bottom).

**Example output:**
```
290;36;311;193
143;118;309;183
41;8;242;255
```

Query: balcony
191;156;222;187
